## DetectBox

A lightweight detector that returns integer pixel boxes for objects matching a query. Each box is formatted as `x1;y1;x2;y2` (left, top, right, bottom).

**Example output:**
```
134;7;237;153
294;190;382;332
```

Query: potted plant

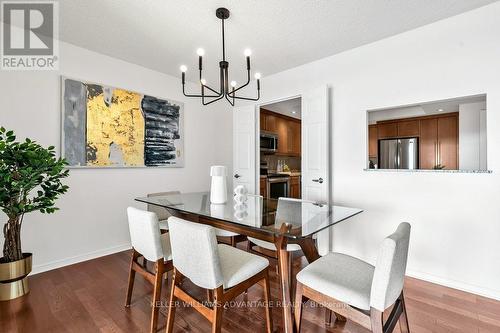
0;128;69;301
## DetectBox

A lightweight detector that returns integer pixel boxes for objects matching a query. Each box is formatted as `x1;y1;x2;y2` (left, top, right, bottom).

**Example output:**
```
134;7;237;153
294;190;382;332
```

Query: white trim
31;243;132;275
406;269;500;301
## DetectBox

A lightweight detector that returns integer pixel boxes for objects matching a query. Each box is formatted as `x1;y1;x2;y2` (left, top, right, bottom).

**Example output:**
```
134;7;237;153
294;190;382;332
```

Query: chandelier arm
183;84;220;98
227;70;251;97
224;94;235;106
203;84;222;96
232;88;261;101
203;94;225;106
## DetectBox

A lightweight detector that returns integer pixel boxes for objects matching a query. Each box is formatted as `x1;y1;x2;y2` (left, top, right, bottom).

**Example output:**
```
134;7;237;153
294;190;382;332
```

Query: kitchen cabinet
260;110;277;132
289;176;301;199
261;109;301;157
437;115;458;169
288;120;301;156
368;124;378;158
260;177;267;198
377;123;398;139
276;117;288;154
419;118;438;169
419;114;458;169
398;120;419;137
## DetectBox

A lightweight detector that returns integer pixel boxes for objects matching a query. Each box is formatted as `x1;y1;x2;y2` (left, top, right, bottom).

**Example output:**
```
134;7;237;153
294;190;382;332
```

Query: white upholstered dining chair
165;216;273;333
294;222;411;333
125;207;173;333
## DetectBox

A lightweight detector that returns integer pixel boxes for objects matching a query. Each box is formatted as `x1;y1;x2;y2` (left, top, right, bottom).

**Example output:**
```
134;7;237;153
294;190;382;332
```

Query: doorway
258;97;302;200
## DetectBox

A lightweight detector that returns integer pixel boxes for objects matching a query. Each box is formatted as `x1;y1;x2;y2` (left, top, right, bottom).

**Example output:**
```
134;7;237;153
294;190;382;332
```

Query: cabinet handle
234;174;241;179
438;142;441;165
435;142;438;166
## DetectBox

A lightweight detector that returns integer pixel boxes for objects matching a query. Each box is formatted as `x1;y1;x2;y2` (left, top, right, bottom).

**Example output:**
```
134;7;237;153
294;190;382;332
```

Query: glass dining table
136;192;362;332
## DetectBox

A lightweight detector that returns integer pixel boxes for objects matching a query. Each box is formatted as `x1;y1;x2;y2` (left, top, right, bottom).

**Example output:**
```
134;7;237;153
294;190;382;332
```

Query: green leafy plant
0;128;69;263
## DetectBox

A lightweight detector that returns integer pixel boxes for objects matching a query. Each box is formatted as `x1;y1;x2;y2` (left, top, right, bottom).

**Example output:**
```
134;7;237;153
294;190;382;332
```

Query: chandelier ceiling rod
180;8;261;106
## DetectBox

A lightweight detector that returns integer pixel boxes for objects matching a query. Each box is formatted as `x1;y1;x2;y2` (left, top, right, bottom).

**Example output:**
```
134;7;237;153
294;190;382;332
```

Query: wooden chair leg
294;282;306;333
150;260;164;333
370;308;384;333
125;249;139;307
211;286;224;333
231;236;237;247
399;292;410;333
166;268;181;333
262;270;273;333
325;309;333;325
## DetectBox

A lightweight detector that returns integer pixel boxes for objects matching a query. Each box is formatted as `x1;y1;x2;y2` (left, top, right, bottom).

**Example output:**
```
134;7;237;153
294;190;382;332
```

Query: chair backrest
370;222;411;311
127;207;165;262
275;197;315;226
275;197;330;255
147;191;180;221
167;216;223;289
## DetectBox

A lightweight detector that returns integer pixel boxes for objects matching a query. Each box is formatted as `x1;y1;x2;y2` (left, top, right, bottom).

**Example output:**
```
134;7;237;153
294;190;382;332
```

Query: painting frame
60;76;185;169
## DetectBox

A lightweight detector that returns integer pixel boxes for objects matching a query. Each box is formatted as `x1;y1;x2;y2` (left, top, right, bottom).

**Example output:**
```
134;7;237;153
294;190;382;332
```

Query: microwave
260;132;278;153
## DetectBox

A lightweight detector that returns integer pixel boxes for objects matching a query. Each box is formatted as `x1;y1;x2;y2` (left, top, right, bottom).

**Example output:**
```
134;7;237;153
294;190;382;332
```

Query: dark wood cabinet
418;114;458;169
289;176;300;199
368;125;378;158
437;115;458;170
260;177;267;198
398;120;420;137
372;113;458;170
260;110;277;132
419;118;438;169
287;120;301;156
377;123;398;139
261;109;301;157
276;117;288;154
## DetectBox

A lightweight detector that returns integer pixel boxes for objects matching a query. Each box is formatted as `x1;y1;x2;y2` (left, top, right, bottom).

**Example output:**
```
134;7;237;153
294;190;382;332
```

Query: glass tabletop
135;192;362;239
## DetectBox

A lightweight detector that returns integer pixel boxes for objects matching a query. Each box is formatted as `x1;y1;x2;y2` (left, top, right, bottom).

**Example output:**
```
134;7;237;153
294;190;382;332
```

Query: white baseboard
406;269;500;302
31;243;132;275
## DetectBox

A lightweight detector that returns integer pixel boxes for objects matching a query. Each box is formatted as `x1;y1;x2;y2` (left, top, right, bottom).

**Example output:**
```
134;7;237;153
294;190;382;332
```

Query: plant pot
0;253;32;301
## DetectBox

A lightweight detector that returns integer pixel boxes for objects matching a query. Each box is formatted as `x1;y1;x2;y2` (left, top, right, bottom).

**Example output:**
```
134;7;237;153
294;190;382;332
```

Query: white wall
0;42;233;273
459;101;487;170
259;3;500;300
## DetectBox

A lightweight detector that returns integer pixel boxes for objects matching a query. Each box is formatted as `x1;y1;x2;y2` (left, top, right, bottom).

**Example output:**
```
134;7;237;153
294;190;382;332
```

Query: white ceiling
262;98;302;119
58;0;498;84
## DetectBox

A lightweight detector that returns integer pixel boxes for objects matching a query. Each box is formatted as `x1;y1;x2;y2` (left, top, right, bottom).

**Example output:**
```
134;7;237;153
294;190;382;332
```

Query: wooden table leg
275;224;294;333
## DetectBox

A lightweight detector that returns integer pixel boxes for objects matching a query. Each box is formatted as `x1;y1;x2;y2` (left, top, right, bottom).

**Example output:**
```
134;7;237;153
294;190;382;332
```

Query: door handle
312;178;324;184
234;174;241;179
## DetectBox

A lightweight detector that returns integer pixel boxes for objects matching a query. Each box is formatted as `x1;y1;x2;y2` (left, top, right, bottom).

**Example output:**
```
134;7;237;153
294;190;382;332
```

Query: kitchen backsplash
261;154;301;171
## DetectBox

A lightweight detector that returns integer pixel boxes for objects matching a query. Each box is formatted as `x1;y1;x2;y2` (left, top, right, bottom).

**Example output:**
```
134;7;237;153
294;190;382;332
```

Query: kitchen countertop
261;171;301;177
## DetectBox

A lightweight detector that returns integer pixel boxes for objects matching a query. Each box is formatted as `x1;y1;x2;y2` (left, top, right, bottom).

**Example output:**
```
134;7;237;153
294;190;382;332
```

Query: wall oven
260;132;278;153
267;174;290;199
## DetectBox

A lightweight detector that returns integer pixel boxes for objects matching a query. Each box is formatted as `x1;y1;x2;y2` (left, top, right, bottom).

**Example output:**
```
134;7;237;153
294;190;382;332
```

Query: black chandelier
180;7;261;106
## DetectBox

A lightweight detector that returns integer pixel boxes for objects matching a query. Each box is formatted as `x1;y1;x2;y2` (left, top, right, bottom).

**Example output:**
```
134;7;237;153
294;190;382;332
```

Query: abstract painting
61;77;184;167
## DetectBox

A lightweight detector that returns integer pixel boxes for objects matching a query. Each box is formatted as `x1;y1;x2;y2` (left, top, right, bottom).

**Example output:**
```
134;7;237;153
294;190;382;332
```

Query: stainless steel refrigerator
378;138;419;169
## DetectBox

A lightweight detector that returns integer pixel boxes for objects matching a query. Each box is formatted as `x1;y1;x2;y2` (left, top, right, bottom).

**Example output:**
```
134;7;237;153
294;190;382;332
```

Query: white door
301;85;331;255
233;105;257;194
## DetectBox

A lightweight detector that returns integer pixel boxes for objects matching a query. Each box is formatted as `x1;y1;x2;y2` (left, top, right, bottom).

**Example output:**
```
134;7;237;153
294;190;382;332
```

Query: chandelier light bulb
196;48;205;56
254;72;261;80
200;78;207;85
244;49;252;57
180;65;187;72
230;81;237;87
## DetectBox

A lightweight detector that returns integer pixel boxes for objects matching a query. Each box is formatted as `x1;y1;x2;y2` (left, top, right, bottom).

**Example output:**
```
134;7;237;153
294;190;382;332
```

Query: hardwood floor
1;247;499;333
